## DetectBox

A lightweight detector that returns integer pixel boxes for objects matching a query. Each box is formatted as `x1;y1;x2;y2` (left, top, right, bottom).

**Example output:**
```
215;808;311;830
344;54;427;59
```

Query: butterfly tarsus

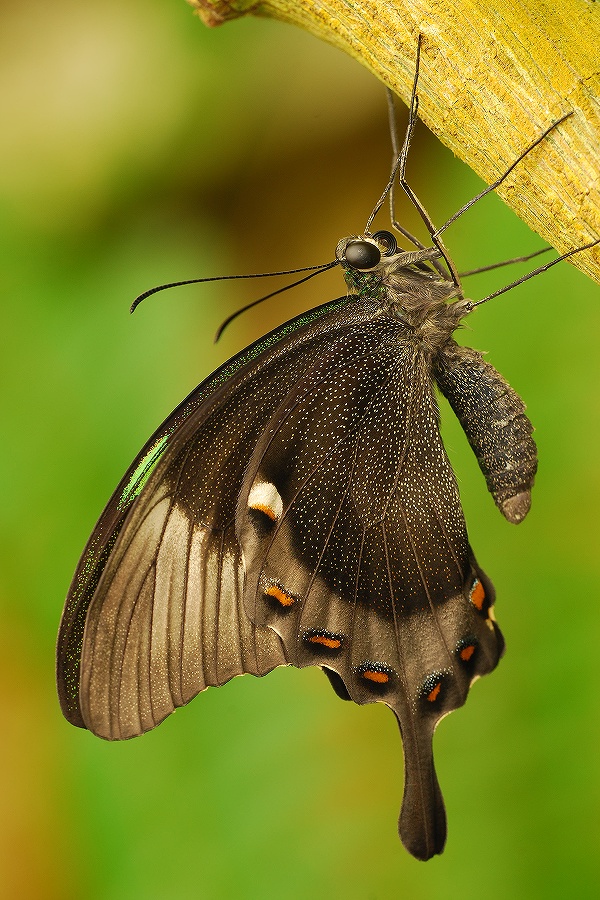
458;246;552;279
435;111;575;239
467;237;600;309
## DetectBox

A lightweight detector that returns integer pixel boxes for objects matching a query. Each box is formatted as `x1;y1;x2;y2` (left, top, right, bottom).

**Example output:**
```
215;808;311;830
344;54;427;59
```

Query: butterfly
56;43;596;860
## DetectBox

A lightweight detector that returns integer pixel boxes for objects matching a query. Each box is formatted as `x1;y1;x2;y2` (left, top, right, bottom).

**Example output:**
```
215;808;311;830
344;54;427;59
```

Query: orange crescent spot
251;503;278;521
308;635;342;649
362;669;389;684
470;579;486;611
460;645;475;662
265;584;295;607
426;682;442;702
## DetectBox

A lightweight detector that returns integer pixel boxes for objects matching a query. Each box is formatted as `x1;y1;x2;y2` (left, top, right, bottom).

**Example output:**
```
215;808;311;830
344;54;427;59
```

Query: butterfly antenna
214;260;340;342
130;262;336;313
467;238;600;309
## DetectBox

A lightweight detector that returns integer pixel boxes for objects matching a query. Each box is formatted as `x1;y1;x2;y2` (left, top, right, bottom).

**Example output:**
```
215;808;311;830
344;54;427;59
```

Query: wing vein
299;443;360;632
396;501;454;670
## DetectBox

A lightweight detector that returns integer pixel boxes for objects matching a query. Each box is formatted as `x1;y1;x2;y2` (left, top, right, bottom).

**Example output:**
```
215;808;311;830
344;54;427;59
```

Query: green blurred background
2;1;599;897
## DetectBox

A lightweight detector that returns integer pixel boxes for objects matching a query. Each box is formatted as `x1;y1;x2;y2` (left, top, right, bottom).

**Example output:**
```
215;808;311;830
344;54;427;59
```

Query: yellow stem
190;0;600;284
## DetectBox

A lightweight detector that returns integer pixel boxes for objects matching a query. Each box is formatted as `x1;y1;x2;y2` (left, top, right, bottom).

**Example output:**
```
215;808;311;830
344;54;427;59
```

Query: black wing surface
235;316;504;860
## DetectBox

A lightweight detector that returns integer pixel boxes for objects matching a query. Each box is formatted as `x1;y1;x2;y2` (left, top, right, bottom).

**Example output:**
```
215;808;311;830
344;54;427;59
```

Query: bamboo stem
190;0;600;284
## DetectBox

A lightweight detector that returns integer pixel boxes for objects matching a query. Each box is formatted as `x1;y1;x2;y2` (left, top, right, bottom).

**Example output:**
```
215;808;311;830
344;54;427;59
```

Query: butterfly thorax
384;267;470;356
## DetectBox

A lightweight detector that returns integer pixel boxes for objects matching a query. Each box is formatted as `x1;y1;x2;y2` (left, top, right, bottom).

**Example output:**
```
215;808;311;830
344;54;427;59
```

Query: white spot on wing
248;480;283;521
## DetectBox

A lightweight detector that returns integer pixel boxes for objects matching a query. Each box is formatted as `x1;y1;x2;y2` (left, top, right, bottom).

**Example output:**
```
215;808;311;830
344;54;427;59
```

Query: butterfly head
338;229;395;267
336;230;400;299
338;230;448;284
338;230;468;342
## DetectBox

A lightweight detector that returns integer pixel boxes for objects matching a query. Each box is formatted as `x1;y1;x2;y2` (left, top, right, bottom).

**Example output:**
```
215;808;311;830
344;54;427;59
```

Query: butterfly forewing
58;296;358;738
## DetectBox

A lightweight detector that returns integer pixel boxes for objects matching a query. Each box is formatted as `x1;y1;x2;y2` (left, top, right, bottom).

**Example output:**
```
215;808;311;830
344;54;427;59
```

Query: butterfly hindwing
235;310;504;859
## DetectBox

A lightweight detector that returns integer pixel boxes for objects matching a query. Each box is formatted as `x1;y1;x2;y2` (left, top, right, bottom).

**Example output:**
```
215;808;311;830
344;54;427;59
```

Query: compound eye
371;230;398;256
344;240;381;270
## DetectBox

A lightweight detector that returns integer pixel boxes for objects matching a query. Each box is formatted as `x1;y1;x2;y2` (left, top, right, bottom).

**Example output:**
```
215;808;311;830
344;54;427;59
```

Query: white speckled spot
248;480;283;521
